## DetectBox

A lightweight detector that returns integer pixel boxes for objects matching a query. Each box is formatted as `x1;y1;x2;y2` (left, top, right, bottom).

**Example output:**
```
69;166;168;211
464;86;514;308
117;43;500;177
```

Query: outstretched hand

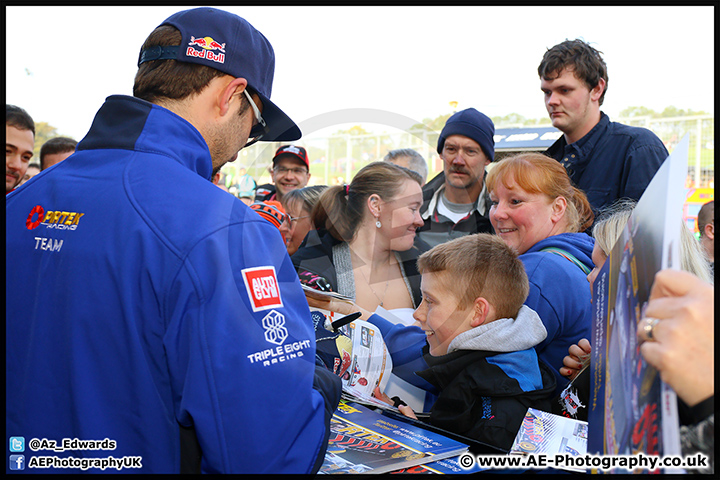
373;386;417;419
559;338;592;380
637;269;714;407
306;295;372;320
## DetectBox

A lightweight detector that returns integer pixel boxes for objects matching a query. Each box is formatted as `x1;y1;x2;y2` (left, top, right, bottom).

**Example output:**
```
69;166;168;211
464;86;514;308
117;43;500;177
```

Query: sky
6;5;715;143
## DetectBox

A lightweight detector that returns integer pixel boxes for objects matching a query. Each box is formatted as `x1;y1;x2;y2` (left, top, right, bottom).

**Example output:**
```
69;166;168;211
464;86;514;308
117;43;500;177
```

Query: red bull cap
273;145;309;169
138;7;300;142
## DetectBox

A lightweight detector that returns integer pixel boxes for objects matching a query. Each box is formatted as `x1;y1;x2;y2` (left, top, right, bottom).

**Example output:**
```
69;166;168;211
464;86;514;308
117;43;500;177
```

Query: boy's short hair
417;233;529;319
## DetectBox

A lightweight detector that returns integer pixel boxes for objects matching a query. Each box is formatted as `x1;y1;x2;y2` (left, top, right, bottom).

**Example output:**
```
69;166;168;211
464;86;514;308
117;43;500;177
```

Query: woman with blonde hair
486;152;595;395
587;198;712;293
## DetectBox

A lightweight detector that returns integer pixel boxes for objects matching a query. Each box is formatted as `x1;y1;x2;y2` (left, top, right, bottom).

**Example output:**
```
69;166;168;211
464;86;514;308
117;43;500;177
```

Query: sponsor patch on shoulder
241;266;283;312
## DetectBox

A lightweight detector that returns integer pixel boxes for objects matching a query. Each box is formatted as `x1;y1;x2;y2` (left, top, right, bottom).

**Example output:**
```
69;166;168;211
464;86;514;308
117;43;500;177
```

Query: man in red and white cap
256;144;311;203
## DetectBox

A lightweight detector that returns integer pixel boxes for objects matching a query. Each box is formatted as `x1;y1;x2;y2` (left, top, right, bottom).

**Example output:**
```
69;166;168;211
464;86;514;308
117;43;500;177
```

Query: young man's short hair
538;38;609;106
6;104;35;135
417;233;529;319
697;200;714;238
40;136;77;170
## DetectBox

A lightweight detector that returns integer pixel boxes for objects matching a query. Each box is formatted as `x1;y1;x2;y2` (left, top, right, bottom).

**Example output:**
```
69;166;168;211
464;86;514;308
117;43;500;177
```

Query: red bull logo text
26;205;85;231
187;35;226;64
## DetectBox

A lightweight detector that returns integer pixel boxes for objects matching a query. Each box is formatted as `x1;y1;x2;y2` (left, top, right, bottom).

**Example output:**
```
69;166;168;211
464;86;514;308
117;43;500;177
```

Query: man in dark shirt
538;39;668;214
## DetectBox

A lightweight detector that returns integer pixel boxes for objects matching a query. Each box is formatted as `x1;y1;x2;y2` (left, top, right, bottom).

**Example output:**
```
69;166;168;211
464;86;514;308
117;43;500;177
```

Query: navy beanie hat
436;108;495;161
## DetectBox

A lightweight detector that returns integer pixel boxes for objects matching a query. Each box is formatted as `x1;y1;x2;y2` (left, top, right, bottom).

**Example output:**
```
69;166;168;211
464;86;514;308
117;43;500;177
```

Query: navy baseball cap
138;7;301;142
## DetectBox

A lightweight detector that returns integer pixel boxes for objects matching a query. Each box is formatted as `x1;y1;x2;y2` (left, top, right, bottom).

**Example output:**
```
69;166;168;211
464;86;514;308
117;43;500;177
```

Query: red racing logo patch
26;205;45;230
241;266;283;312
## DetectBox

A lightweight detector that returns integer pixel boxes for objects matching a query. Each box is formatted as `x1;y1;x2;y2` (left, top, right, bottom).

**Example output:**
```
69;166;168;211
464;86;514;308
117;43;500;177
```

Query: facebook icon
9;455;25;471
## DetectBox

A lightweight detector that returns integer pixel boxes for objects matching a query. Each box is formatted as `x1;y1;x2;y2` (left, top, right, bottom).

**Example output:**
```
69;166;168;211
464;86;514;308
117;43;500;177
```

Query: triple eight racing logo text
246;310;312;367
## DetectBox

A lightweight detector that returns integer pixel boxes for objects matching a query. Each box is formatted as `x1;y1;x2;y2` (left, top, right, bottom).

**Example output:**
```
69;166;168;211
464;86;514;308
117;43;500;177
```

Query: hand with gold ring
639;317;660;342
637;269;714;407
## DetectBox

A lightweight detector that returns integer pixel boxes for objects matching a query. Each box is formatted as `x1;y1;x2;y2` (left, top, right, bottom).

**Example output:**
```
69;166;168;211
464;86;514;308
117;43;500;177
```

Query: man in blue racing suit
6;8;340;474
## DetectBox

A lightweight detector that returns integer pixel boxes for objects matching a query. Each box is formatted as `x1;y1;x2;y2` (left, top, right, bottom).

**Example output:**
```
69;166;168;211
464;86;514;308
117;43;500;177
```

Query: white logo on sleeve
262;310;288;345
247;309;312;366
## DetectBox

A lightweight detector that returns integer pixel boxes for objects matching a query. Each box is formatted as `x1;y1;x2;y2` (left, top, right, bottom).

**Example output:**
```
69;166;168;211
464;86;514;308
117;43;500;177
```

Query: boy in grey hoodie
309;233;556;451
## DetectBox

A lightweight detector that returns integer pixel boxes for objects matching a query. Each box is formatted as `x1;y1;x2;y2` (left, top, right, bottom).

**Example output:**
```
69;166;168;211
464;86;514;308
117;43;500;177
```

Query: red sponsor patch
26;205;45;230
242;266;283;312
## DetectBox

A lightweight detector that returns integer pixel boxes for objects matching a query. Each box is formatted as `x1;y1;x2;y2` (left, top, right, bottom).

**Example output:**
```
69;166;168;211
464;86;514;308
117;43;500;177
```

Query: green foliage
491;113;526;126
410;111;555;131
618;106;657;118
619;105;710;119
410;113;453;132
659;106;709;118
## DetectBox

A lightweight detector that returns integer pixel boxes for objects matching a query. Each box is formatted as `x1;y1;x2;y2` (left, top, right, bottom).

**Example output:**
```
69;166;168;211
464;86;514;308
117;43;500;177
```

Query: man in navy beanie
417;108;495;247
6;7;340;475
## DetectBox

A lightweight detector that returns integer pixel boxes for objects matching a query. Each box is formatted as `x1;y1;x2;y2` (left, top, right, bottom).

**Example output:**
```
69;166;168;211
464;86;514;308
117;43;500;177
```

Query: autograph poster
588;136;688;473
510;408;588;473
337;318;392;401
321;401;468;474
